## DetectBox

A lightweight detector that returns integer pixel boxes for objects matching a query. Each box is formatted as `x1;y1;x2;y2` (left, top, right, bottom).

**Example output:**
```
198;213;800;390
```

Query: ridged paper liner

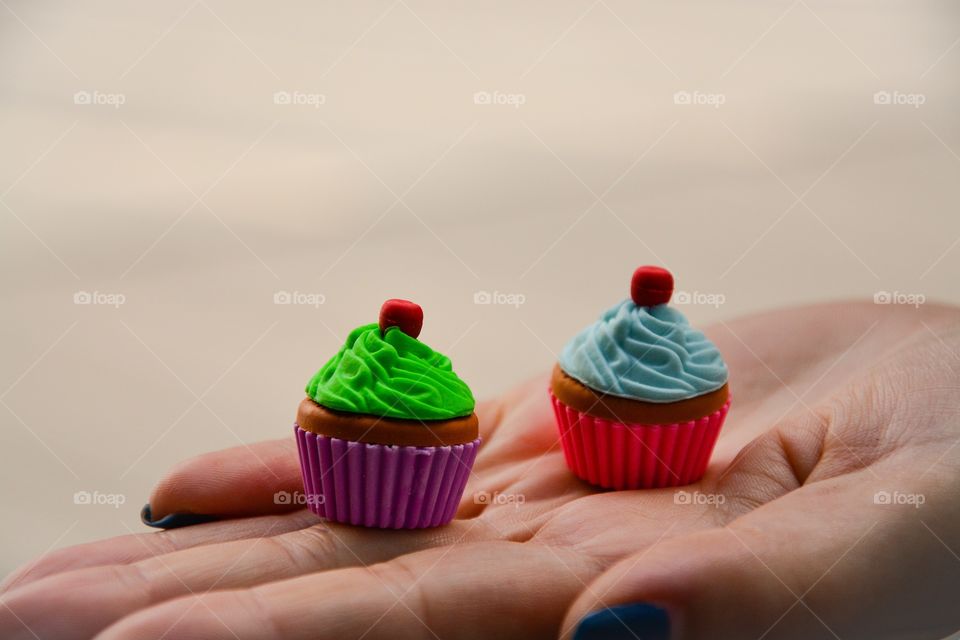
294;425;480;529
550;392;730;489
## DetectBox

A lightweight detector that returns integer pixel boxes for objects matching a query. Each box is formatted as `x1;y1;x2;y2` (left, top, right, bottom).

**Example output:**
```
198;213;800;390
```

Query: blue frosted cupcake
549;266;730;489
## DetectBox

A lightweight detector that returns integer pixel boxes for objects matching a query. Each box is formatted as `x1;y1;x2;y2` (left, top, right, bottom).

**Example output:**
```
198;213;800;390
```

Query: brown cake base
296;398;479;447
550;364;728;425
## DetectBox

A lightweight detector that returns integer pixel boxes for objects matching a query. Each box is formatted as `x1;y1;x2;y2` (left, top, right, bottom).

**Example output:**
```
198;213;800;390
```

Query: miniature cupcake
550;266;730;489
294;299;480;529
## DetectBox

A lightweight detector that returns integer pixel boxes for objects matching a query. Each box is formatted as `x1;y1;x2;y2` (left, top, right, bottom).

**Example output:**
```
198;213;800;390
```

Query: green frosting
306;323;475;421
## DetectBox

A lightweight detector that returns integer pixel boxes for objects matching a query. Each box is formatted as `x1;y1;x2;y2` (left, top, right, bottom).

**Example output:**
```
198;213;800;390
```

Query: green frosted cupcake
294;299;480;529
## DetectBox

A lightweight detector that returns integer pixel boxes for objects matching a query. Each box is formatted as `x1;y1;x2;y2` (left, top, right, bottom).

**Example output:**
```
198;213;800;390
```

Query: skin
1;301;959;640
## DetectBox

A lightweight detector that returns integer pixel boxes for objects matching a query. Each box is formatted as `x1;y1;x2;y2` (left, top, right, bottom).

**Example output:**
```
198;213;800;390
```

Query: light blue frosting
559;299;728;403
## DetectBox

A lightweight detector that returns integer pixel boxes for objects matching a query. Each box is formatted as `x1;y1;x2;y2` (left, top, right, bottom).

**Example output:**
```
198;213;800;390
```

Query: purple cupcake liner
294;424;480;529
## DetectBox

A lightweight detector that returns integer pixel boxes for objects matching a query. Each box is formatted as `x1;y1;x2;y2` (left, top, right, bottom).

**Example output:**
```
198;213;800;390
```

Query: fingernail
141;503;219;529
573;603;670;640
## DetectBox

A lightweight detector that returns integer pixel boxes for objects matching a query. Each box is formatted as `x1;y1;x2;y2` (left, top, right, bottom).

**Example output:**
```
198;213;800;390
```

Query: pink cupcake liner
294;425;480;529
550;392;730;489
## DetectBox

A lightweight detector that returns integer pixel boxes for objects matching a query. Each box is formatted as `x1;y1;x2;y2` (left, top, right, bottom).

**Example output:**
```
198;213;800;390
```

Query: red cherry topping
379;299;423;338
630;266;674;307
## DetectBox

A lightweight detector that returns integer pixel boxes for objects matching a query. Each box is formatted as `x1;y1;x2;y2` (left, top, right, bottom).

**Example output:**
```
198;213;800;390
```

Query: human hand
2;301;958;639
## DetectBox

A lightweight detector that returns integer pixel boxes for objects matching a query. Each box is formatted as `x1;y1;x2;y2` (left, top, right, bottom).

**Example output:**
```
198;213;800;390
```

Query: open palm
2;301;959;640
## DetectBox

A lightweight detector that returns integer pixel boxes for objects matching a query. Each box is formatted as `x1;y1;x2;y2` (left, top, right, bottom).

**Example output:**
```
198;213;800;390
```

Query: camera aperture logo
673;90;725;109
73;490;126;509
273;90;326;108
273;490;324;506
473;490;525;507
73;90;126;109
873;90;925;108
473;90;526;109
873;291;925;308
74;290;126;308
274;290;326;307
873;490;925;508
674;490;725;506
673;290;725;308
473;290;526;308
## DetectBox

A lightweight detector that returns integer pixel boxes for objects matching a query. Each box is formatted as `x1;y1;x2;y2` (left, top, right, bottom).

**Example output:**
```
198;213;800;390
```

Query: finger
1;517;489;640
147;438;303;521
96;540;594;640
149;400;503;523
564;458;960;639
0;511;316;596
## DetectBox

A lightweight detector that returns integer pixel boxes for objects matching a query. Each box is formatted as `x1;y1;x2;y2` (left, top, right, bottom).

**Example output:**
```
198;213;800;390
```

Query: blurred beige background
2;0;959;577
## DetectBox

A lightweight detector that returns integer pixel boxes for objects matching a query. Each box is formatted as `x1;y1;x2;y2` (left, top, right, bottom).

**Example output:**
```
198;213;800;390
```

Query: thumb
563;480;958;640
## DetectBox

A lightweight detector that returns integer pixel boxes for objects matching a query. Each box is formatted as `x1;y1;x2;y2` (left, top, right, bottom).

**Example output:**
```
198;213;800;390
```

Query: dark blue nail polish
574;603;670;640
141;503;219;529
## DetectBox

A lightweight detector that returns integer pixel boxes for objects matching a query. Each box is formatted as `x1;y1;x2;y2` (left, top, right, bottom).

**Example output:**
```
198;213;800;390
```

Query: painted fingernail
573;603;670;640
140;503;219;529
